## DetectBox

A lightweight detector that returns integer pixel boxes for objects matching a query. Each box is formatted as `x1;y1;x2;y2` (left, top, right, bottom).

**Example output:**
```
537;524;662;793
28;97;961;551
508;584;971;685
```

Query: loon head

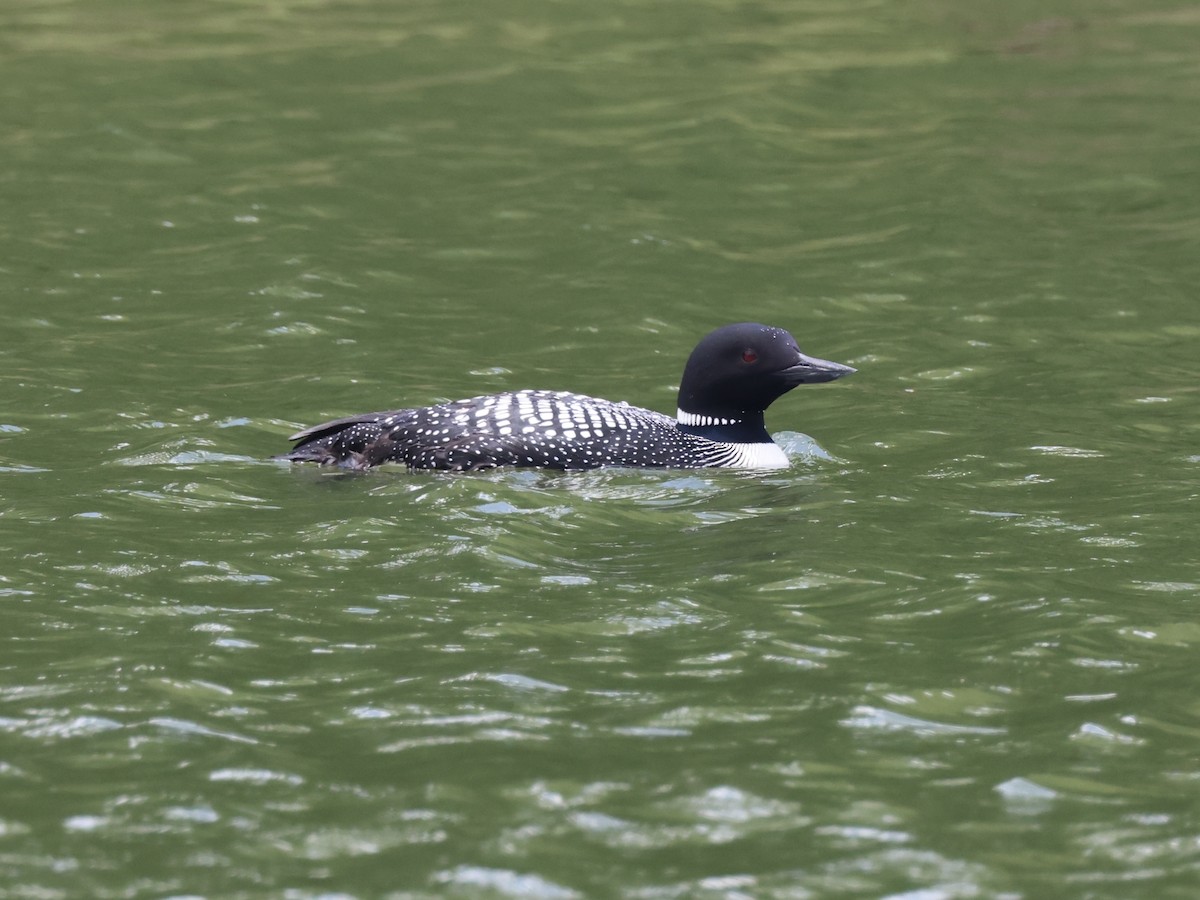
676;322;855;420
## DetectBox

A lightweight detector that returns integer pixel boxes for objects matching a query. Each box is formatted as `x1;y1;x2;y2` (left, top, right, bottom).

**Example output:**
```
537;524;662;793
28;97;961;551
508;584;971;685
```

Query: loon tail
272;411;404;470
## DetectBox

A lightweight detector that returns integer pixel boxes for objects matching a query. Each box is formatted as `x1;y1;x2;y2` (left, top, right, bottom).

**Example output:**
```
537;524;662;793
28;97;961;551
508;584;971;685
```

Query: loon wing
276;391;687;471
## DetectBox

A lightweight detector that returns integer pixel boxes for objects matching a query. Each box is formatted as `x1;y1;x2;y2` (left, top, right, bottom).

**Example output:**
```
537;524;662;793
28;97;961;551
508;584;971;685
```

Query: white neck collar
676;408;743;427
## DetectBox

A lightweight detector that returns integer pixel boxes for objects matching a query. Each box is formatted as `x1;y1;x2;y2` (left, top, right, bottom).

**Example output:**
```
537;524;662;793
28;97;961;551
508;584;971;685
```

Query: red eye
742;349;758;363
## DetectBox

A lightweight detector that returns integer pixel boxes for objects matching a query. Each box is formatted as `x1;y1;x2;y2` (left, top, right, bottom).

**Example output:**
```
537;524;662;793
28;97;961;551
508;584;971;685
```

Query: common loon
275;322;854;472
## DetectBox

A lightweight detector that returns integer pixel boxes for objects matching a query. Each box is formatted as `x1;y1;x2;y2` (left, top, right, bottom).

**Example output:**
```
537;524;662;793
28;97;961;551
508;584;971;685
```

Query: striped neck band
676;408;742;427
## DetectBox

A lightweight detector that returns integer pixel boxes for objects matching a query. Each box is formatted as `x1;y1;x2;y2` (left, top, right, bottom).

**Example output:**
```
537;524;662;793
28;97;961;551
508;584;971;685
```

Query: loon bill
274;322;855;472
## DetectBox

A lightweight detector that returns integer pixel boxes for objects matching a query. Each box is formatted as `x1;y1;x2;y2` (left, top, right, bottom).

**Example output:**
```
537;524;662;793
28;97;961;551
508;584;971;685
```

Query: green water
3;0;1199;897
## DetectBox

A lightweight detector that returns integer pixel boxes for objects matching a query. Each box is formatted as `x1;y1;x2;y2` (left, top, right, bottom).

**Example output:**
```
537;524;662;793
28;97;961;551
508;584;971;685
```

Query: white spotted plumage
279;389;783;472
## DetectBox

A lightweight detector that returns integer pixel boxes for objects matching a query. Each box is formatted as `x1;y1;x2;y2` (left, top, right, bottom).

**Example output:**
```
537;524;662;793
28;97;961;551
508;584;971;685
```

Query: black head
676;322;855;418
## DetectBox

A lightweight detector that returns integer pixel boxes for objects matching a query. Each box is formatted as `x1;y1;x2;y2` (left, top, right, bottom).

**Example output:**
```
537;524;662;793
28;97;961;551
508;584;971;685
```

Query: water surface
2;0;1199;896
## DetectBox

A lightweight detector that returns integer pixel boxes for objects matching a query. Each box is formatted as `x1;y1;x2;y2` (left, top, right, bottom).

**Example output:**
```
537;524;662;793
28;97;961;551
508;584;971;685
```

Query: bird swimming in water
274;322;854;472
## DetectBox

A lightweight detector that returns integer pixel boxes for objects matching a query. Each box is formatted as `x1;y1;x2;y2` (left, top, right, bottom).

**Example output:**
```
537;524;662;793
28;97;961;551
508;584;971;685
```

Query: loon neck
675;408;772;443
